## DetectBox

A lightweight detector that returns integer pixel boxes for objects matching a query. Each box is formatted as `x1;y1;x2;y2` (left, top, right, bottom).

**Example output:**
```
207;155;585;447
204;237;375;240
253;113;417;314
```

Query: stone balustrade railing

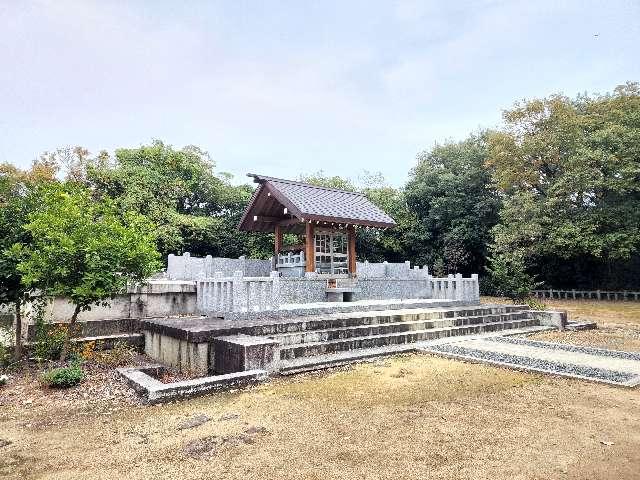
196;271;280;315
276;251;305;267
427;274;479;302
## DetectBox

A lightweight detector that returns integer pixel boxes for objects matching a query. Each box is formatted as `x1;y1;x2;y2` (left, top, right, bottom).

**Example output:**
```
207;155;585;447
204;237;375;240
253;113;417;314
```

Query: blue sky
1;0;638;186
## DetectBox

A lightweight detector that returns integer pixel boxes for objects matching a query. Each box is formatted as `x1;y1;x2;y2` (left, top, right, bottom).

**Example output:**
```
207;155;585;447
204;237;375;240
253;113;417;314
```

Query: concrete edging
117;365;268;403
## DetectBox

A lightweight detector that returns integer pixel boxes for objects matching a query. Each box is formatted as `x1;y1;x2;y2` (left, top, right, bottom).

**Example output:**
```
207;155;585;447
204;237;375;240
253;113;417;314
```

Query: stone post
270;271;280;310
471;274;479;302
232;270;245;313
455;273;463;300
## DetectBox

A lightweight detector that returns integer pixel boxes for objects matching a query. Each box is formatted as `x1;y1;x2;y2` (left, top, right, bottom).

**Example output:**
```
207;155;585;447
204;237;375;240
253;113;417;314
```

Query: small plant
41;363;85;388
0;374;8;386
79;340;97;361
525;296;546;310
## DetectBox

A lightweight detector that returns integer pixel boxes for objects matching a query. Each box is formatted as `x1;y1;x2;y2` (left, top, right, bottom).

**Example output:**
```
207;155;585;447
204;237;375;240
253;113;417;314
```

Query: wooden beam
347;225;356;275
253;215;281;223
305;223;315;273
278;218;303;227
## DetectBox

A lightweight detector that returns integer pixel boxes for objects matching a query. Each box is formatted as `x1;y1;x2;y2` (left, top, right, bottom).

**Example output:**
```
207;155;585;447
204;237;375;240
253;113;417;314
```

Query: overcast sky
1;0;638;186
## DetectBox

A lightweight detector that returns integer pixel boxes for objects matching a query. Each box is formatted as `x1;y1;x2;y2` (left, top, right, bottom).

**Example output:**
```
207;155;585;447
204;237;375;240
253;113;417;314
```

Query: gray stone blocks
213;334;280;374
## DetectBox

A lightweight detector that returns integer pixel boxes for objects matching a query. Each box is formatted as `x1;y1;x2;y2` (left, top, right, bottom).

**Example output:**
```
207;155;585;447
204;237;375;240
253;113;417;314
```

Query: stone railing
276;251;306;277
196;271;280;315
428;274;479;302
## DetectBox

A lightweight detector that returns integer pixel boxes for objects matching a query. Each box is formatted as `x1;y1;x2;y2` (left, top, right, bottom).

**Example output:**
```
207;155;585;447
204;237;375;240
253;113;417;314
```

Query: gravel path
489;335;640;361
426;343;637;384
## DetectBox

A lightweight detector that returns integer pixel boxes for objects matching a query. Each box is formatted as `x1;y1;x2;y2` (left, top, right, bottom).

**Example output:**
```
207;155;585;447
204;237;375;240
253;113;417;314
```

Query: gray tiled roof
247;174;396;228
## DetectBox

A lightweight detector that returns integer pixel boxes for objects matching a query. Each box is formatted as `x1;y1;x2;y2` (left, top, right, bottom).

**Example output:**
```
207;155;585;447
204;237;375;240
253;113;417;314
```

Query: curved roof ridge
247;173;366;196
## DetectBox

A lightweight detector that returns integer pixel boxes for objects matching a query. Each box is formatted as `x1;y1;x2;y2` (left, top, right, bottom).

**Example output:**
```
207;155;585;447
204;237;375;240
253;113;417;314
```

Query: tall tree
487;82;640;289
15;183;162;360
405;132;500;275
0;162;56;360
85;140;258;258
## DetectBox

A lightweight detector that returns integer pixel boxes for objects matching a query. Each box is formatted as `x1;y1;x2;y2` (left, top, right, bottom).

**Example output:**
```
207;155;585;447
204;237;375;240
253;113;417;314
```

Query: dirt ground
1;299;640;480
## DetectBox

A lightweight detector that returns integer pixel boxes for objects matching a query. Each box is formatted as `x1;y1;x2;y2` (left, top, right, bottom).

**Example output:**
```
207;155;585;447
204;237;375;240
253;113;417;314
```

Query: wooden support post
347;225;356;275
273;225;282;271
305;223;315;273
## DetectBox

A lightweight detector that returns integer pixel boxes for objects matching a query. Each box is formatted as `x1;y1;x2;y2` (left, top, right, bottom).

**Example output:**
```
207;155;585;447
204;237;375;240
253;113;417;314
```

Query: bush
525;296;546;310
486;253;540;303
41;364;85;388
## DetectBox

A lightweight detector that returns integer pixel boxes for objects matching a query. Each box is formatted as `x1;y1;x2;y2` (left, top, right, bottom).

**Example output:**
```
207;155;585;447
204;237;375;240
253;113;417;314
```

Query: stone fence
196;272;280;315
533;289;640;301
356;260;429;279
167;253;272;280
196;271;480;316
428;274;479;302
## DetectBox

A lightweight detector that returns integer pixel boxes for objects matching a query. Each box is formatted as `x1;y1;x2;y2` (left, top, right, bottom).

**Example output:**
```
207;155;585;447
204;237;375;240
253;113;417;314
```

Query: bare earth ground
1;299;640;480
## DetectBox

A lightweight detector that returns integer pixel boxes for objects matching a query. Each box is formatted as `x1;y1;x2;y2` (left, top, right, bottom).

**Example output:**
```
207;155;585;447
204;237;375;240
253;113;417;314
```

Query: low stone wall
167;253;272;280
23;281;197;341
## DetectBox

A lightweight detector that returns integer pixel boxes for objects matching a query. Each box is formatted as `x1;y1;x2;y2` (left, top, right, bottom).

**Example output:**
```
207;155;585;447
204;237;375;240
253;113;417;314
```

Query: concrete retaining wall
22;281;197;341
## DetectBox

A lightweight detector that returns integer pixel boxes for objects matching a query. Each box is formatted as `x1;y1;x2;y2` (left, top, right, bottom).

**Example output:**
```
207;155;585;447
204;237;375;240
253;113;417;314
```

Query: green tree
85;140;256;258
487;82;640;288
405;132;500;274
486;251;540;303
0;162;57;360
16;183;162;360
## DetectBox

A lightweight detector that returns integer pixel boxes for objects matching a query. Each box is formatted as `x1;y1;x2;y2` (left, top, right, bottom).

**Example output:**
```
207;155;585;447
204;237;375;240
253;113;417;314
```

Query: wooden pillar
347;225;356;275
273;225;282;271
305;223;315;273
274;224;282;255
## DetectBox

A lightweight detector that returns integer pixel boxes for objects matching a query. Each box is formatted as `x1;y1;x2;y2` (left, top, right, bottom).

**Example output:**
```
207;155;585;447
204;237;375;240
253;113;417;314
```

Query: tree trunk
60;304;81;362
13;298;22;361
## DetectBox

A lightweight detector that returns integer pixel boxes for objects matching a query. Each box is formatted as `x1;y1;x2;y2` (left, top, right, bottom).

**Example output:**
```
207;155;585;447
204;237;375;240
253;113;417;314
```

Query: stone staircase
264;304;545;373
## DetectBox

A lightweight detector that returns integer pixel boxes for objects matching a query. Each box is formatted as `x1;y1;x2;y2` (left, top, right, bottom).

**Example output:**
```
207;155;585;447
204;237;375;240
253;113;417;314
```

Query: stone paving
422;334;640;387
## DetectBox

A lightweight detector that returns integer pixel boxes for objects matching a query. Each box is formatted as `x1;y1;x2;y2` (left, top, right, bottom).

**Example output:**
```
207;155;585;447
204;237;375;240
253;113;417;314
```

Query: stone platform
140;301;561;377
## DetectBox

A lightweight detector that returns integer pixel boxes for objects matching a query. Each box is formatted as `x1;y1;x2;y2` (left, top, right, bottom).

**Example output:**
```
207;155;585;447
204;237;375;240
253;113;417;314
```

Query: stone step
279;318;540;360
235;304;529;337
565;321;597;331
272;312;532;346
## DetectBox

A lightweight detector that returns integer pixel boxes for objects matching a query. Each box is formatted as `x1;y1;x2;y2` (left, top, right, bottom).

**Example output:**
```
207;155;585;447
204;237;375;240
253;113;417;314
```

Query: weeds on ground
78;340;137;367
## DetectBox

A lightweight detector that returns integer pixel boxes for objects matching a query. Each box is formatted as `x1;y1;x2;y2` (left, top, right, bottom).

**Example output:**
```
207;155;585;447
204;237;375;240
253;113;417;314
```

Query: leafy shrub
41;363;85;388
34;323;69;360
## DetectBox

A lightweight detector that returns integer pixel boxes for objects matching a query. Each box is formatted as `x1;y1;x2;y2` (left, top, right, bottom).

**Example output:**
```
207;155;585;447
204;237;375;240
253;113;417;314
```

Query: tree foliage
487;82;640;288
0;161;57;359
83;140;262;258
15;183;162;359
405;133;500;275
